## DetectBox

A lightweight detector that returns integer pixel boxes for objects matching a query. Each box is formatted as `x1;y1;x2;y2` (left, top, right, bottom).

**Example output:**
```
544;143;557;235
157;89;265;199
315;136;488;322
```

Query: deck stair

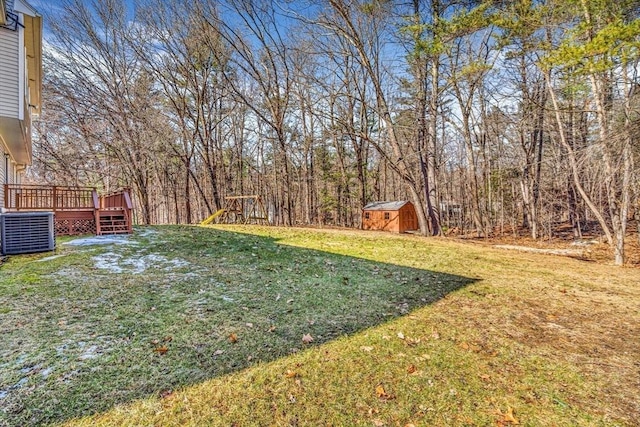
97;208;130;235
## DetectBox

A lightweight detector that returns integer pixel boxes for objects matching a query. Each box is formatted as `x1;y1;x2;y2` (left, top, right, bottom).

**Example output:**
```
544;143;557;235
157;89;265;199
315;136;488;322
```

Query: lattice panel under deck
55;219;97;236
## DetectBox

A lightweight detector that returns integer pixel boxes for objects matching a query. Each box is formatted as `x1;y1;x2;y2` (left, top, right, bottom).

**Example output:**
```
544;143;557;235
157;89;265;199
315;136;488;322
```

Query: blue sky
28;0;137;20
29;0;306;49
29;0;74;15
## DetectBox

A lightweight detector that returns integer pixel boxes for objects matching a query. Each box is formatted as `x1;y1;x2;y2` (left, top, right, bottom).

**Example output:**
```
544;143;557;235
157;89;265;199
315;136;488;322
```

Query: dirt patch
456;225;640;267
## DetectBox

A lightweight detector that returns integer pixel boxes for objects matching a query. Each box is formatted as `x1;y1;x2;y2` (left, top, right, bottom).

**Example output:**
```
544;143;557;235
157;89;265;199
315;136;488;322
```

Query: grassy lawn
0;225;638;426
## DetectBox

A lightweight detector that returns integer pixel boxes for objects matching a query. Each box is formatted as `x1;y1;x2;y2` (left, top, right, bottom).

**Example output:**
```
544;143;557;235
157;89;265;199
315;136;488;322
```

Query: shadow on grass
0;226;476;426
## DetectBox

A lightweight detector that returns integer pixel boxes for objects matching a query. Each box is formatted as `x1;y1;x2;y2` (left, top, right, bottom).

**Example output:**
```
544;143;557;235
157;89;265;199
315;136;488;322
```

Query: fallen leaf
407;365;417;374
285;370;298;378
397;332;405;340
460;342;470;350
360;346;374;352
213;349;224;356
163;336;173;342
154;346;168;355
229;333;238;343
375;384;393;400
288;394;296;403
287;299;294;304
246;323;254;328
480;374;490;381
406;337;421;347
160;389;173;398
405;424;416;427
372;419;385;427
268;325;276;332
503;407;519;424
494;407;520;425
302;333;314;344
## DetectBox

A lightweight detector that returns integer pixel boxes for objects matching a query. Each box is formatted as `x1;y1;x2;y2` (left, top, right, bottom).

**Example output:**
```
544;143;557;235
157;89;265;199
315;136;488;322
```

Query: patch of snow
494;245;583;256
136;228;158;237
571;239;600;246
91;252;190;274
78;345;99;360
36;254;66;262
20;365;37;374
0;390;7;399
92;252;124;273
64;235;138;246
145;254;190;270
120;256;147;274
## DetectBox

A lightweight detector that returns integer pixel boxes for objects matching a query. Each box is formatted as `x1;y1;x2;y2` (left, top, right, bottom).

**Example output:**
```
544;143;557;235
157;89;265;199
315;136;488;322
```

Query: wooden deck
2;185;133;236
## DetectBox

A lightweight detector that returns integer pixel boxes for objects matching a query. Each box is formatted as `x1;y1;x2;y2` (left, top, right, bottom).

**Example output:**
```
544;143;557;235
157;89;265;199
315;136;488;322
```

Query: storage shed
362;201;419;233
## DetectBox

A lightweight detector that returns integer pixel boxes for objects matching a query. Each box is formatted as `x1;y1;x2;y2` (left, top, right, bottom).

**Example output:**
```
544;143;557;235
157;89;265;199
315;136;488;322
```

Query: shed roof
363;201;411;211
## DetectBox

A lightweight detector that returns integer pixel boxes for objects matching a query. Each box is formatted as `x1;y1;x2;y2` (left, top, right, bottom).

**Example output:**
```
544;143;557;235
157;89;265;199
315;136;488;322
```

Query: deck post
92;189;101;235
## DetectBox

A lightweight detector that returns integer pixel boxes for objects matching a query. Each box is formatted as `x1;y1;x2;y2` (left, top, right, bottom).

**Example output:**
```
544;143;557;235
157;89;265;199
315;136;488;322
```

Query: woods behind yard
33;0;640;264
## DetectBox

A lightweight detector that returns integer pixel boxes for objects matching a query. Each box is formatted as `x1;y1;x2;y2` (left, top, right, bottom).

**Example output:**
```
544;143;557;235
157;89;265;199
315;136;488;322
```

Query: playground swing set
200;195;270;226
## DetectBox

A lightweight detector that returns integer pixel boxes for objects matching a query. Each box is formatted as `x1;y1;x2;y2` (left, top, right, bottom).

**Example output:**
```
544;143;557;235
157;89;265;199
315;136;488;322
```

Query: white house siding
0;28;20;119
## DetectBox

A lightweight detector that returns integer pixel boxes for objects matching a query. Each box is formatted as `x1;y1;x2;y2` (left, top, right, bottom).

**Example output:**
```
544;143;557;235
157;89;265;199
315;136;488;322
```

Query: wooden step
97;208;132;235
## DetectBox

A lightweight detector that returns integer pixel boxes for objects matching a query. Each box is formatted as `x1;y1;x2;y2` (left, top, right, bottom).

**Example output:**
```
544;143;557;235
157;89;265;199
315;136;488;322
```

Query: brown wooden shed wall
362;202;418;233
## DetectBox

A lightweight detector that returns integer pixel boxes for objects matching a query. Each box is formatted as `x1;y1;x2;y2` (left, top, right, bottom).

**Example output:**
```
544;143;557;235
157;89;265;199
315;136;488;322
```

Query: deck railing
3;184;98;211
2;185;133;235
100;188;133;210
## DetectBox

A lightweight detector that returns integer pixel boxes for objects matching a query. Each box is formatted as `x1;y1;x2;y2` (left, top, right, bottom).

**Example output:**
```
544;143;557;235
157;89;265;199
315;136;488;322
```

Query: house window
364;212;370;220
384;212;390;220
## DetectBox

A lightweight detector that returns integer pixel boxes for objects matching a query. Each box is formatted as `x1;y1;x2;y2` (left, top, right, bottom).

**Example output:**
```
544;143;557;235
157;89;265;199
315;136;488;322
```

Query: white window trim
18;12;25;121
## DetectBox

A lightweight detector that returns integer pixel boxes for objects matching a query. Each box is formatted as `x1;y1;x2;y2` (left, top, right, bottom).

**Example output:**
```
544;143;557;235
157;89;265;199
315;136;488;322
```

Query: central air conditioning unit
0;212;55;255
